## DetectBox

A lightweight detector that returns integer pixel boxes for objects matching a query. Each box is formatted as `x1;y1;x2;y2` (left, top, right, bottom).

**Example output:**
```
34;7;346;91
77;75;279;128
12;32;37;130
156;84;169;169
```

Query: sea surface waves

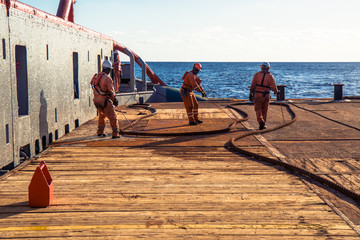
139;62;360;99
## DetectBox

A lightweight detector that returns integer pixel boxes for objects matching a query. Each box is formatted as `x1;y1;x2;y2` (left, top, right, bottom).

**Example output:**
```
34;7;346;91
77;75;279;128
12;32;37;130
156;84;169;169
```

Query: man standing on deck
113;50;122;92
180;63;207;125
250;62;279;130
91;60;120;138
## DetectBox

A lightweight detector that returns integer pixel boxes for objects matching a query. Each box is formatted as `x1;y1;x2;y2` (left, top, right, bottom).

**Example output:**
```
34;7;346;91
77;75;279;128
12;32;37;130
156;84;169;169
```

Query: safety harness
181;71;191;91
90;73;111;96
181;71;201;92
90;73;112;109
255;72;271;97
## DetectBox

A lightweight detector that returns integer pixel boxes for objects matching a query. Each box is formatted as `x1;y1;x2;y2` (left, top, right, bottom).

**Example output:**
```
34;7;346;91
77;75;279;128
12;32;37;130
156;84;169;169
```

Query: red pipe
5;0;10;15
56;0;75;22
113;42;166;86
68;2;74;22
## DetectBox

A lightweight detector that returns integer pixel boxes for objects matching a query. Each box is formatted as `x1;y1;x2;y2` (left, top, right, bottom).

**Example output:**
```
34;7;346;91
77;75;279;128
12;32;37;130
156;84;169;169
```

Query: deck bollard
277;85;286;101
28;161;53;207
333;84;344;101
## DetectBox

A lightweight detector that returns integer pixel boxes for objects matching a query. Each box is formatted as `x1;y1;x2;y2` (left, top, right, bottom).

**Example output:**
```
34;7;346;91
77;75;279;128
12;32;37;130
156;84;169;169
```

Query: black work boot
189;121;198;126
98;133;106;137
259;121;265;130
112;129;120;139
196;120;203;124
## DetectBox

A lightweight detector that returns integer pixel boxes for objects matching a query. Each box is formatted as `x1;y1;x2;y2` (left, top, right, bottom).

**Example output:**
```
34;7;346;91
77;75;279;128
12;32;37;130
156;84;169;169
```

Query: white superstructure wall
0;3;113;169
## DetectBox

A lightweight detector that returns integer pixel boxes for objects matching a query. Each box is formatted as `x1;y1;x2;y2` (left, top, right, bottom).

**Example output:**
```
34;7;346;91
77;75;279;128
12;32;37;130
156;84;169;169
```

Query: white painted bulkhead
0;3;113;169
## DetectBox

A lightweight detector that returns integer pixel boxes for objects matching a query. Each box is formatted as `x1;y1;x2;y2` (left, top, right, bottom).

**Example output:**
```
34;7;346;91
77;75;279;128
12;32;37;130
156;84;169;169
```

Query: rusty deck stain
1;100;360;239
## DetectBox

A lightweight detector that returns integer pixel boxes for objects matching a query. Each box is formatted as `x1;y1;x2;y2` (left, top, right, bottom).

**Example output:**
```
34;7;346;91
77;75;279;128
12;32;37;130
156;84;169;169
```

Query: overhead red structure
113;42;166;86
56;0;76;22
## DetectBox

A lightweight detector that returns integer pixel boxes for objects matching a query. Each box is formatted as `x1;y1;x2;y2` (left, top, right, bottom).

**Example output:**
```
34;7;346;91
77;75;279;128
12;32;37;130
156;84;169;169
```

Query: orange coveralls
250;71;278;124
180;71;204;123
92;73;119;137
113;55;122;92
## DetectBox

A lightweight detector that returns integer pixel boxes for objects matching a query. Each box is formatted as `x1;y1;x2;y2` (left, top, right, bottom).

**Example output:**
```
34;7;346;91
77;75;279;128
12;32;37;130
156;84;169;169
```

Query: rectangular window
2;39;6;59
42;136;47;150
65;124;70;134
49;133;53;144
73;52;79;99
75;119;79;128
35;139;40;154
55;108;57;123
46;44;49;60
55;130;59;140
88;51;90;62
5;124;9;144
97;54;101;73
15;45;29;116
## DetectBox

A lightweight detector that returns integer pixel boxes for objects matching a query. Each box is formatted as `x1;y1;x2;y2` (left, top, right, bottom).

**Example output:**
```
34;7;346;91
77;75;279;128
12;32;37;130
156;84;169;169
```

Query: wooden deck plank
0;229;358;240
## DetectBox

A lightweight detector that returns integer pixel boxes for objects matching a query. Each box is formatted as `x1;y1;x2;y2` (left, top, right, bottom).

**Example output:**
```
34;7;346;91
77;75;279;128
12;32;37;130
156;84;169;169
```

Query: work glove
113;98;119;107
249;92;254;102
201;91;207;98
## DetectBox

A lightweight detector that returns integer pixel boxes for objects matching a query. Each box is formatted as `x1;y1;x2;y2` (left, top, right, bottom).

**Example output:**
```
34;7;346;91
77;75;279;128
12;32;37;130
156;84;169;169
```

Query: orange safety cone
28;161;53;207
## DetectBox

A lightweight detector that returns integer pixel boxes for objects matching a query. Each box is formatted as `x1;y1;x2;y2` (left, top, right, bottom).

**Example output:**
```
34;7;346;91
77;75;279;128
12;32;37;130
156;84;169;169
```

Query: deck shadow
0;201;33;219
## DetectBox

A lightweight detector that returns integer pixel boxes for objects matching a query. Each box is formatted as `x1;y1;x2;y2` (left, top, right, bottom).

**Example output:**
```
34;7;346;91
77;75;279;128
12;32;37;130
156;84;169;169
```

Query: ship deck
1;100;360;239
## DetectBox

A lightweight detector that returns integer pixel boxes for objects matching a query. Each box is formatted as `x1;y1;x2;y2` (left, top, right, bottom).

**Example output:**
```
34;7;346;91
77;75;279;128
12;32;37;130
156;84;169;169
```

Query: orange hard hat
194;63;202;71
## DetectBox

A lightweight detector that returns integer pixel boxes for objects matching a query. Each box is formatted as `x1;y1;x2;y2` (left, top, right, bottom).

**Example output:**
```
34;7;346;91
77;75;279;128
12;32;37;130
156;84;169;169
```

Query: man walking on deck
250;62;279;130
180;63;207;125
91;60;120;138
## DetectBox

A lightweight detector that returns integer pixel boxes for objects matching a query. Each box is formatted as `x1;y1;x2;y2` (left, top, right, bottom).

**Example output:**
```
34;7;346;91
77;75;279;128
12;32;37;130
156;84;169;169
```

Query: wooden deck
1;101;359;239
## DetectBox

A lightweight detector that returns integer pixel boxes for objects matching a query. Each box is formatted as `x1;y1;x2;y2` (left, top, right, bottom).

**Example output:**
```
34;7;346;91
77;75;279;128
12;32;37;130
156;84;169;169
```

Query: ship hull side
1;3;113;168
0;3;14;169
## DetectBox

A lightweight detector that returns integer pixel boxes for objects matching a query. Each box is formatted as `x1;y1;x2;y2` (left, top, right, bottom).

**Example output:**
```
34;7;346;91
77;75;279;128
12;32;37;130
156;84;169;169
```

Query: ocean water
138;62;360;99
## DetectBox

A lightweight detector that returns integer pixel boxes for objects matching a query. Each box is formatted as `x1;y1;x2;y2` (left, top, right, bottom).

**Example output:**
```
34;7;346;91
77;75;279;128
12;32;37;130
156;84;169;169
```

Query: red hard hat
194;63;202;71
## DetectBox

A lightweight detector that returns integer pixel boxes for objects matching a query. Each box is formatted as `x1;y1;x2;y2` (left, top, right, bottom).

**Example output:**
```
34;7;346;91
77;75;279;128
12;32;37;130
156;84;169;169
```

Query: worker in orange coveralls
91;60;120;138
250;62;279;130
180;63;207;126
113;50;122;92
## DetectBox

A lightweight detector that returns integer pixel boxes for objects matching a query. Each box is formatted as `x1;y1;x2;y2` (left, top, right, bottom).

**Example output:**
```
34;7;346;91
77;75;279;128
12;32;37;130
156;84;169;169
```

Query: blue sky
20;0;360;62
